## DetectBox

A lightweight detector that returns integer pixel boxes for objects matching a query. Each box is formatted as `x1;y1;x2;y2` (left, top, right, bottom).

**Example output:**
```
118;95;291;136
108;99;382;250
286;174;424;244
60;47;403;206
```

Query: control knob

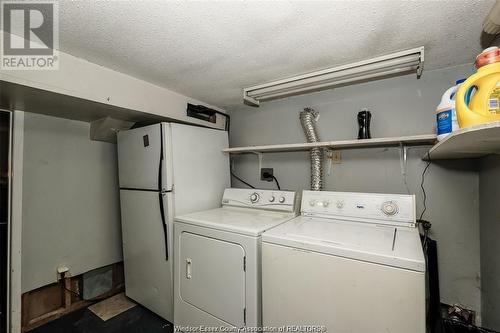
381;201;398;216
250;192;260;203
269;196;275;203
279;197;286;203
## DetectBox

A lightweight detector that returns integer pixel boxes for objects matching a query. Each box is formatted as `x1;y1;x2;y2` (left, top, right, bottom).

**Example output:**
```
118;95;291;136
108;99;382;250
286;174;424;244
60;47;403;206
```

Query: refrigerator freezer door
117;123;171;191
170;124;230;215
120;189;173;322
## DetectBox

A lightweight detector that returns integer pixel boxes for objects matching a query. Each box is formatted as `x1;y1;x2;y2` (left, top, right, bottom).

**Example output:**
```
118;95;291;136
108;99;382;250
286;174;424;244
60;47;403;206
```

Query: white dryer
262;190;426;333
174;188;298;330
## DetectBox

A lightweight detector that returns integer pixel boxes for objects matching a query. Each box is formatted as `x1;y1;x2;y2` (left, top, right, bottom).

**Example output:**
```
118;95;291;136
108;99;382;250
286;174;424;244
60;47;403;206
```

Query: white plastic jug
436;79;464;141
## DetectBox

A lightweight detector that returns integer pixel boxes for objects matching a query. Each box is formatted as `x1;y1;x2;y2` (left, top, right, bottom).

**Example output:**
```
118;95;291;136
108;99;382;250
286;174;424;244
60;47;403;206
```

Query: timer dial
381;201;398;216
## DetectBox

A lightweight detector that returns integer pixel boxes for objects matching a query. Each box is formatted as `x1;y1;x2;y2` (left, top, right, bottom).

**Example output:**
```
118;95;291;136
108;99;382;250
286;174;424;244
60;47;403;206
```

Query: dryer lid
175;207;297;236
262;216;425;272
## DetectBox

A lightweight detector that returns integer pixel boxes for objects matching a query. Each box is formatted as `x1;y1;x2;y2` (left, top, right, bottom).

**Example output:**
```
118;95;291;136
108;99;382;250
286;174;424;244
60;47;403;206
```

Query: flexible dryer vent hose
299;107;323;191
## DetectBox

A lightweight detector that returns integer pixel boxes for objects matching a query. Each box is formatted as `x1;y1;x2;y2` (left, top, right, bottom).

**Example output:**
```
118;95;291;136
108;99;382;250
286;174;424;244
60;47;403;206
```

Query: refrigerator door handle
159;191;169;261
158;124;164;191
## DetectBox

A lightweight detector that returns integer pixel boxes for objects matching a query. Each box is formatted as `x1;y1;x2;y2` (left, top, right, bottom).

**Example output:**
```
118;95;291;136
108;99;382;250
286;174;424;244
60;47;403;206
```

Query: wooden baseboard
21;262;124;332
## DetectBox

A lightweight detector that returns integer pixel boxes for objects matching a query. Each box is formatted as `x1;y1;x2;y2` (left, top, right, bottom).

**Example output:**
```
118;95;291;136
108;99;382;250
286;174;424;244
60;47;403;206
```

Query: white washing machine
174;188;298;330
262;190;426;333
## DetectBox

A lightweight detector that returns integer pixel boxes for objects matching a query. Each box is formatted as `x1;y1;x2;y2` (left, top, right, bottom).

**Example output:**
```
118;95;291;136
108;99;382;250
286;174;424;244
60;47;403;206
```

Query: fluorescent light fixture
243;46;424;107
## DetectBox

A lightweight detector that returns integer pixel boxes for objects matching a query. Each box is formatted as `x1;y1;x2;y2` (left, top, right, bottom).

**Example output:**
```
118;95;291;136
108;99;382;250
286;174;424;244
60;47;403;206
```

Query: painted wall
479;155;500;331
229;64;482;319
21;112;122;292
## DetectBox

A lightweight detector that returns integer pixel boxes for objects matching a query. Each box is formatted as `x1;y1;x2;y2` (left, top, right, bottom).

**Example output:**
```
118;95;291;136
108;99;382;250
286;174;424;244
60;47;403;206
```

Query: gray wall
22;112;122;292
229;64;483;319
479;155;500;330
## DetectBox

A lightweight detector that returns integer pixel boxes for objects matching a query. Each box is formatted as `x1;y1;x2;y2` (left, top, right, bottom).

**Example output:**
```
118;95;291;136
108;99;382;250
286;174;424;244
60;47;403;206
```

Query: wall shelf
223;134;437;154
425;122;500;160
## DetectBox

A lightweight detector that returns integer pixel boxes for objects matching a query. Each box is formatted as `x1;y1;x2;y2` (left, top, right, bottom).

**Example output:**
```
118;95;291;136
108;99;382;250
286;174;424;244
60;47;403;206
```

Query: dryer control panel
222;188;298;212
301;190;416;226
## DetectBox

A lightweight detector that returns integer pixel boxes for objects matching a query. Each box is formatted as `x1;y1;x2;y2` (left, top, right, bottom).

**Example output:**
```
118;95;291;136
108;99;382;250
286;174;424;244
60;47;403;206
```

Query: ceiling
59;0;495;109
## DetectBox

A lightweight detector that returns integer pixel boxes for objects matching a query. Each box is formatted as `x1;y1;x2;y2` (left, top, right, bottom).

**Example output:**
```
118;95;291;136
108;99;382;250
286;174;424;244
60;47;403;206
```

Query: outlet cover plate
329;151;342;164
260;168;274;181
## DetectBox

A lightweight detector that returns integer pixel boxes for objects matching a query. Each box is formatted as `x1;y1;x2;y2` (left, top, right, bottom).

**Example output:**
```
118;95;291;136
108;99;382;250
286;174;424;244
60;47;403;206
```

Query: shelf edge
224;134;437;154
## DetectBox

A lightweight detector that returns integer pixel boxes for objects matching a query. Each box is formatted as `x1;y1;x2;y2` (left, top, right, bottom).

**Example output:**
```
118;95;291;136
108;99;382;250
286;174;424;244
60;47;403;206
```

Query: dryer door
179;232;246;327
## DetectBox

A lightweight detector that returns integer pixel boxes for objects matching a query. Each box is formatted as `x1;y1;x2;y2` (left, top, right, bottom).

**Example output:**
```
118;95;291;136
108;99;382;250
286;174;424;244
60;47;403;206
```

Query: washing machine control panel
222;188;298;212
301;191;415;226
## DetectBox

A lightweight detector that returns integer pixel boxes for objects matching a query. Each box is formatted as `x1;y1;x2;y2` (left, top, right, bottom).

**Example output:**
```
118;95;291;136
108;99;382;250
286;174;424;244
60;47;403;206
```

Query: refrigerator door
170;123;230;215
117;123;171;191
120;189;173;321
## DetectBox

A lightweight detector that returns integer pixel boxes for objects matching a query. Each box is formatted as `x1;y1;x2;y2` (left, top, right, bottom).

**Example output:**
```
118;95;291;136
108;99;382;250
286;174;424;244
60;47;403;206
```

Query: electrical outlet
260;168;274;181
329;151;342;164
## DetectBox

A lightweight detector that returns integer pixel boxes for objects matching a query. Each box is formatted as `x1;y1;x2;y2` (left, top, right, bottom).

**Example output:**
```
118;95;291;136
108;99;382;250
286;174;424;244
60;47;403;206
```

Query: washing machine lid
262;216;425;272
175;207;297;236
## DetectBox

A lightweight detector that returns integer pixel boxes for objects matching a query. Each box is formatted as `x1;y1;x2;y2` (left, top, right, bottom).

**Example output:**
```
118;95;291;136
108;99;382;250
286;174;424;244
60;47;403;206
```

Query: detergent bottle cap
455;78;466;85
475;47;500;68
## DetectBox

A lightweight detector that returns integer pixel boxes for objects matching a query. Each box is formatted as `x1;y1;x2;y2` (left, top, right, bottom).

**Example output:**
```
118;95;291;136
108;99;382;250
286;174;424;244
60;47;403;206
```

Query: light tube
243;47;424;106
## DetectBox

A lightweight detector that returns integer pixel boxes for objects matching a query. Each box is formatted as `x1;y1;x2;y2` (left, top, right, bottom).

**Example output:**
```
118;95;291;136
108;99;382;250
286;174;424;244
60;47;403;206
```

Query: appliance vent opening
186;103;230;131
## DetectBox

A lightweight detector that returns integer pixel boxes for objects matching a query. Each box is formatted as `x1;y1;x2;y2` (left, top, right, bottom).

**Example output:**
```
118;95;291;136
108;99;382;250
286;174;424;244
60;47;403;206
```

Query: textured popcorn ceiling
59;0;494;108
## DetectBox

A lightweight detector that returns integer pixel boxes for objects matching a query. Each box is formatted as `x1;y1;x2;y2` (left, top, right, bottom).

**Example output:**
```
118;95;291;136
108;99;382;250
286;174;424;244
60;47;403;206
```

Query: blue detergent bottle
436;79;466;141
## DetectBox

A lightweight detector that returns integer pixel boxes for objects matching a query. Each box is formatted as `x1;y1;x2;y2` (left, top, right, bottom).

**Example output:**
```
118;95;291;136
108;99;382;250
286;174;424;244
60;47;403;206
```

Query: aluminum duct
300;107;323;191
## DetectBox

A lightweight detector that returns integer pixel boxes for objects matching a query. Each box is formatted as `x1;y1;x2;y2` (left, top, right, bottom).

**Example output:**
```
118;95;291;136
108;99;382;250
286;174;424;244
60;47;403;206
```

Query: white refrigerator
117;122;230;322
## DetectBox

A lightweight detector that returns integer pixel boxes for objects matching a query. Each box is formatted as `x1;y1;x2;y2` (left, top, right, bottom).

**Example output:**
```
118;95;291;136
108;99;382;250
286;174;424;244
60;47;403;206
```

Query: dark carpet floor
29;305;172;333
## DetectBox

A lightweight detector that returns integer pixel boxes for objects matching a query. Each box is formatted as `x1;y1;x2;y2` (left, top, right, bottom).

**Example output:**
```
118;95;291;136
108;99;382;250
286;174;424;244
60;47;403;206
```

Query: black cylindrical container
357;109;372;139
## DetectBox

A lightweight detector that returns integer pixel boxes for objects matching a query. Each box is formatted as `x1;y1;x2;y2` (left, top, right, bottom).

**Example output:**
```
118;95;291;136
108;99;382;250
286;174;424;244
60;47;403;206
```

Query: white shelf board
425;121;500;160
223;134;437;154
